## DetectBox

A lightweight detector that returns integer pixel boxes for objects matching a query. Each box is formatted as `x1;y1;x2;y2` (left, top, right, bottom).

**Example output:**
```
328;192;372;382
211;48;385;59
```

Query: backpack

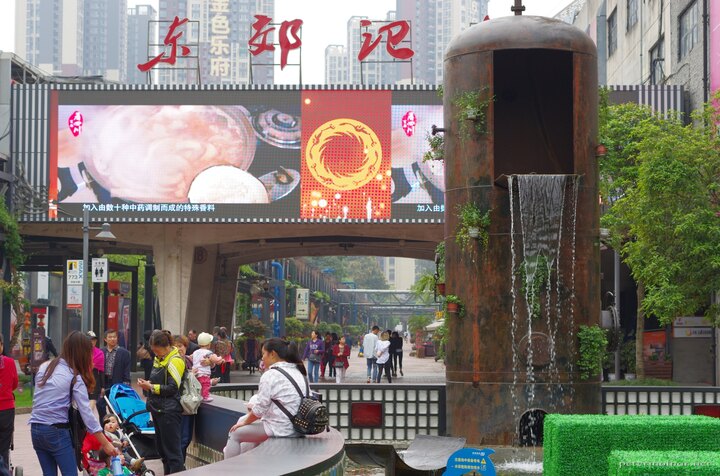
171;355;203;415
271;367;329;435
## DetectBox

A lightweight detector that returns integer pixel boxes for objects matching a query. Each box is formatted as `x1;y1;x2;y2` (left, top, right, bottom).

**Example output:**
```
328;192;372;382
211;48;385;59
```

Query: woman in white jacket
375;332;392;383
223;338;307;458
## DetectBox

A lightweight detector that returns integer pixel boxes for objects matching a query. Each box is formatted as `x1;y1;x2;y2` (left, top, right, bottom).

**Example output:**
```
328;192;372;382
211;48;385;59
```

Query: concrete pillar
152;226;194;334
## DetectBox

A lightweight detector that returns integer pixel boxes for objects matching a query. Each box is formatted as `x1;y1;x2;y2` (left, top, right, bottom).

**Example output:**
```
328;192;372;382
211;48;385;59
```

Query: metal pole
82;208;90;333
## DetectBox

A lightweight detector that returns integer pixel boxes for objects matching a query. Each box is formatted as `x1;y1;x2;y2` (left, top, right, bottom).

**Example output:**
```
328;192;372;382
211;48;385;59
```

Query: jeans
0;408;14;472
31;423;77;476
307;359;320;382
366;358;378;381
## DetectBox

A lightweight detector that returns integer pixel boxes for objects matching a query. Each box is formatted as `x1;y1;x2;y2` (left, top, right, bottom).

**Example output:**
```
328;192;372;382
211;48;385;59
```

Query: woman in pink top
87;331;105;419
0;333;19;472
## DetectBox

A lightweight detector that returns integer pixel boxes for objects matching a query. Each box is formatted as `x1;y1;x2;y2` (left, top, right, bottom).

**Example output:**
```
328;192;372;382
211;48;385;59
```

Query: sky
0;0;573;84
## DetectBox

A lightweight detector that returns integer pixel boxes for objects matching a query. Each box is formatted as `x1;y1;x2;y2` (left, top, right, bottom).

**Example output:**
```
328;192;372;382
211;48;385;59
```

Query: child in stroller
102;415;145;472
81;431;153;476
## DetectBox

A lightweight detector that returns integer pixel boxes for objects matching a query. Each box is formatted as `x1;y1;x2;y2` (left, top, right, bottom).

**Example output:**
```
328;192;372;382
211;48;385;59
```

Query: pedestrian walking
390;331;404;377
29;331;119;475
0;334;18;473
86;331;104;420
362;326;380;383
302;331;324;383
332;336;351;383
98;329;131;421
375;331;392;383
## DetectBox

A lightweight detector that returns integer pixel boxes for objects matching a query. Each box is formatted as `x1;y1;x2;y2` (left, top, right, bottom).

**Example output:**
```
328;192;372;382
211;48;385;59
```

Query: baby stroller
102;384;159;469
80;431;154;476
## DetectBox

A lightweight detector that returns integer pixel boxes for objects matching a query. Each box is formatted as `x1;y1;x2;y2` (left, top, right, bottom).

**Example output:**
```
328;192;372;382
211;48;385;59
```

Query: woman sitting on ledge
223;338;306;458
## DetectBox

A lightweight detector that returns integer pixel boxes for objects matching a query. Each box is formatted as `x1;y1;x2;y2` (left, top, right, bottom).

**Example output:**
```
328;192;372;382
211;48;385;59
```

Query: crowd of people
0;323;408;475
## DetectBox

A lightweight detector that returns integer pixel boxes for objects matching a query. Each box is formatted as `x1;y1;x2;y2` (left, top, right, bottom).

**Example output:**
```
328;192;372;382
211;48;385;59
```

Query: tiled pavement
10;341;445;475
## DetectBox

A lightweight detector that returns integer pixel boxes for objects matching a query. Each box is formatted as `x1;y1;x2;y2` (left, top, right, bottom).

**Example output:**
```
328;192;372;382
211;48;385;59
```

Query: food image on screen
187;166;270;204
58;105;257;203
253;109;302;149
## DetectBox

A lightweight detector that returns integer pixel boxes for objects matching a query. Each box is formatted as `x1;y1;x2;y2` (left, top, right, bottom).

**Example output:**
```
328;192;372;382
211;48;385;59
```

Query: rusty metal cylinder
443;15;600;445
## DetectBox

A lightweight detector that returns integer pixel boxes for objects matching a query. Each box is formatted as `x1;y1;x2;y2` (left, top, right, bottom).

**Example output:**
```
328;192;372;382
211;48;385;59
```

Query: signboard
92;258;108;283
66;259;84;286
444;447;496;475
67;285;83;309
674;316;711;327
674;327;713;338
37;272;49;300
42;86;442;224
296;288;309;320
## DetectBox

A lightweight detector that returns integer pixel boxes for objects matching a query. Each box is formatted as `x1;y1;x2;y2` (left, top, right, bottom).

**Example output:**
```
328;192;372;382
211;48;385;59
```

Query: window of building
649;37;664;85
627;0;638;29
679;1;699;59
608;9;618;56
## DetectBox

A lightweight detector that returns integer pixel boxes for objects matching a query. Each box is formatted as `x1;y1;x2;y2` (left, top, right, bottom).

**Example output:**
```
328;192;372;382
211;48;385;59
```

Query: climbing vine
0;196;28;349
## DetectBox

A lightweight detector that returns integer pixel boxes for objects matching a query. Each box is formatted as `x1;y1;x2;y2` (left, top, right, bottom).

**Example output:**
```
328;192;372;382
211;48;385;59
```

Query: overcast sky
0;0;573;83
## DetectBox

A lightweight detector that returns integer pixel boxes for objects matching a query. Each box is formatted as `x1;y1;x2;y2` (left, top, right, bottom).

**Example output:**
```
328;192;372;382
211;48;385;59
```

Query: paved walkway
9;341;445;475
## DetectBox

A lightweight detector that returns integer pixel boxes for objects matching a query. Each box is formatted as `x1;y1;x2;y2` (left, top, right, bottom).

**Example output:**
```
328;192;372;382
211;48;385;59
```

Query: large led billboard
45;86;443;223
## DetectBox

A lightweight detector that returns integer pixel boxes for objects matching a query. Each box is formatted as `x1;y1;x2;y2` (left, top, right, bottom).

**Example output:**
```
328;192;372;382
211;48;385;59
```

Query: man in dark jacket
98;328;131;420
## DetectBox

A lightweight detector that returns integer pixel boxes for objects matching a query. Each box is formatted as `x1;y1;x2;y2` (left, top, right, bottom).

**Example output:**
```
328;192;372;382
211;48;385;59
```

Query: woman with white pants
332;336;351;383
223;338;306;458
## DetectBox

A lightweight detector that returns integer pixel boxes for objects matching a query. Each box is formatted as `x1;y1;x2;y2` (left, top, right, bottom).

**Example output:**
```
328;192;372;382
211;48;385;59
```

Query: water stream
508;174;579;458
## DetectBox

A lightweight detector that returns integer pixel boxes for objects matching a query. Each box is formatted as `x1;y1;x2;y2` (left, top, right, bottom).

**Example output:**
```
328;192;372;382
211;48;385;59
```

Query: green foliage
600;94;720;326
303;256;389;290
432;318;448;361
241;317;267;337
0;196;29;350
234;293;253;326
411;241;445;304
0;196;24;269
343;325;365;338
436;84;443;99
516;255;551;320
422;133;444;162
444;294;465;318
238;264;260;277
543;414;720;476
284;317;305;337
621;340;636;373
577;325;608;380
603;377;677;386
312;290;331;302
408;314;432;333
453;88;493;139
455;202;491;254
329;323;343;336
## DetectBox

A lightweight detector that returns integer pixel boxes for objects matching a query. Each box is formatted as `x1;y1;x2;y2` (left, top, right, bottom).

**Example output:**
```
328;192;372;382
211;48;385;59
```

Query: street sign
67;285;82;309
66;259;84;285
296;288;309;319
92;258;109;283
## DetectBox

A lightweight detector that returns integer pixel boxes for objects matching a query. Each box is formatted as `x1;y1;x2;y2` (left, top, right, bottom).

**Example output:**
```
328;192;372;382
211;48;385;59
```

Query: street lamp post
82;208;116;333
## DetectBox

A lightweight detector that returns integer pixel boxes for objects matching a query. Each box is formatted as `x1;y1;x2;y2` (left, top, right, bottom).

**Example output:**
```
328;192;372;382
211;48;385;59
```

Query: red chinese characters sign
248;15;303;70
137;16;191;72
358;20;414;62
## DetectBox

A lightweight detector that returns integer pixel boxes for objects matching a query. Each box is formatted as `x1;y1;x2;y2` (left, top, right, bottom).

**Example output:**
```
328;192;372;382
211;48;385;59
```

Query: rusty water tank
442;15;600;445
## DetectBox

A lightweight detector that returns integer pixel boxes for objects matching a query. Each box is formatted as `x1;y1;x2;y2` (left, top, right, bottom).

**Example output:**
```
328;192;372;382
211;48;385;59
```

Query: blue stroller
103;384;159;461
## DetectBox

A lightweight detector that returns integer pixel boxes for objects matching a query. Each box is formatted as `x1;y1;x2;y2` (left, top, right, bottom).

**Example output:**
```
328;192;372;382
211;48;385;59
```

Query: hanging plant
577;324;608;380
444;294;465;318
0;196;29;350
455;202;491;254
516;255;551;320
453;87;494;141
423;133;445;162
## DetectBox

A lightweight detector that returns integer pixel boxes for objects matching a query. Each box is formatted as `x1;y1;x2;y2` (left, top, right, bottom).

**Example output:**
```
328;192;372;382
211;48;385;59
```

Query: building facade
83;0;127;81
570;0;714;111
378;257;417;291
127;5;157;84
324;45;348;84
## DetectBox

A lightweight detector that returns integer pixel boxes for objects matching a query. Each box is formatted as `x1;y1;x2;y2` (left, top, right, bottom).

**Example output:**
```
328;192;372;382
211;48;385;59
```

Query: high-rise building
15;0;85;76
83;0;127;81
156;0;274;85
378;257;417;290
15;0;129;80
127;5;157;84
325;0;487;85
324;45;348;84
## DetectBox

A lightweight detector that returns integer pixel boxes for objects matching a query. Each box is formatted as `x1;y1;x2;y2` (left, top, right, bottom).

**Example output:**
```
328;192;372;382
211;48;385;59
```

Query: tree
600;91;720;379
0;196;27;350
408;314;432;334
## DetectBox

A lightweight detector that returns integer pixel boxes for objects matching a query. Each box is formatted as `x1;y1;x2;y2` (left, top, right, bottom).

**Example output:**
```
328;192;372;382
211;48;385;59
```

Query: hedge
608;450;720;475
543;414;720;476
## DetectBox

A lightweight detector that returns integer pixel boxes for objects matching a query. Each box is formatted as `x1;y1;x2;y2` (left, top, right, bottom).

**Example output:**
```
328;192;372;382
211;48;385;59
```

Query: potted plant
577;324;608;381
621;339;636;380
455;202;491;254
444;294;465;318
453;87;494;141
436;282;446;296
423;133;445;162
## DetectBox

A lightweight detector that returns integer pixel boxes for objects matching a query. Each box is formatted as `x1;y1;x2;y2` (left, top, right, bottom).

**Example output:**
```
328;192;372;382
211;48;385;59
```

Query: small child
96;448;133;476
102;415;144;473
193;332;224;401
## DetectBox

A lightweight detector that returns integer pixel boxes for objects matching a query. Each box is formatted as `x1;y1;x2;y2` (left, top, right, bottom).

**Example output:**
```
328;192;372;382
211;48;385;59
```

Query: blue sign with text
443;447;496;476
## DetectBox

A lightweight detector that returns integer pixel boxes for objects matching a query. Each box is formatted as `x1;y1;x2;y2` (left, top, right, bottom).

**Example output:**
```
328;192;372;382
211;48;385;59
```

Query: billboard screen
49;86;443;223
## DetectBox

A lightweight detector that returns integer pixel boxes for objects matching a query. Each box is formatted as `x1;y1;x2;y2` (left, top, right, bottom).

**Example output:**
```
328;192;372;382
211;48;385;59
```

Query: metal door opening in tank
494;49;573;179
